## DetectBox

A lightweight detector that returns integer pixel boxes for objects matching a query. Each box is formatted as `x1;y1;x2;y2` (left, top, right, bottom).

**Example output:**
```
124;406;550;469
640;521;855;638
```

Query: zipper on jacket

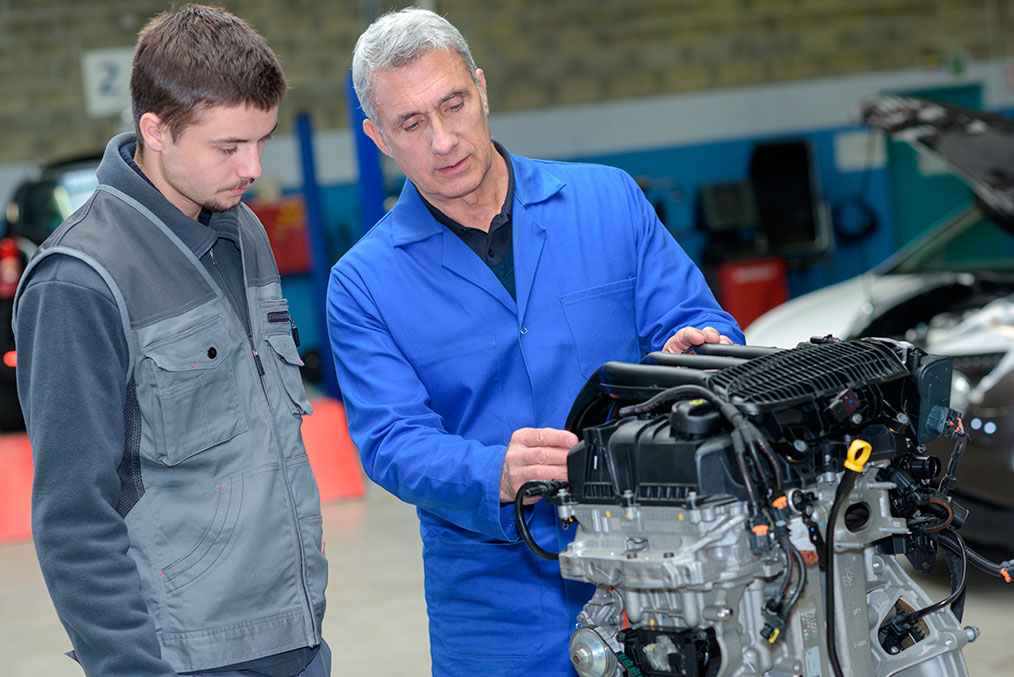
248;334;265;376
263;310;315;635
252;325;318;637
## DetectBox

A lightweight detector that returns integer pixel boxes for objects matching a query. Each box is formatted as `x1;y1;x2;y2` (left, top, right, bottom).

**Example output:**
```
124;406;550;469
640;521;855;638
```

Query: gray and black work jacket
14;171;326;672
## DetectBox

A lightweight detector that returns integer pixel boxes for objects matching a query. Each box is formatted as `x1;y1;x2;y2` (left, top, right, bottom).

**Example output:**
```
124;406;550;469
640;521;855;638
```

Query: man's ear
363;118;393;158
138;112;168;151
477;68;489;115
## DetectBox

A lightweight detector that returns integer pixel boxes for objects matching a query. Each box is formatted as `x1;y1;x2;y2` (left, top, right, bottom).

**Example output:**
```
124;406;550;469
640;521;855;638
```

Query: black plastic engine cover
562;338;954;508
565;416;749;506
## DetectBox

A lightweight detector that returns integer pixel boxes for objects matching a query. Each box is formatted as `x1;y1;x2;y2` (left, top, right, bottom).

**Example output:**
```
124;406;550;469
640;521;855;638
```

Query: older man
327;7;742;676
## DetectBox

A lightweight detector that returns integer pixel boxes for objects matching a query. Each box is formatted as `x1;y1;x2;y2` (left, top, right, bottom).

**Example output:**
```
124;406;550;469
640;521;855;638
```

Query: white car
748;95;1014;547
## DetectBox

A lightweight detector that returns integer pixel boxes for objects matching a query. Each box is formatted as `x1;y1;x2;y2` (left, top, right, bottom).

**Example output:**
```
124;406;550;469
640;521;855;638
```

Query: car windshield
884;204;1014;275
19;166;99;241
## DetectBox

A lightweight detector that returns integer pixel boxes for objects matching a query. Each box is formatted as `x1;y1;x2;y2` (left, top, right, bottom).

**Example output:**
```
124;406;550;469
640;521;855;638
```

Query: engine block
523;337;992;677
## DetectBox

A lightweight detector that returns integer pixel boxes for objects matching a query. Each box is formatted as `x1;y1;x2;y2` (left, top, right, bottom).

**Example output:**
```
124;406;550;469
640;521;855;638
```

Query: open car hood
745;272;940;347
859;94;1014;228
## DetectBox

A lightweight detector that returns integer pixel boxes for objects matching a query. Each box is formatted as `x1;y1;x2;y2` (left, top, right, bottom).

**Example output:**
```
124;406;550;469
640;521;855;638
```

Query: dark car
748;95;1014;547
1;155;100;431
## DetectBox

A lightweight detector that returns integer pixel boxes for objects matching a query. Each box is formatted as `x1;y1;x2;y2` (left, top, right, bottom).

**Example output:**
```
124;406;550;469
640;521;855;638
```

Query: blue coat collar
388;150;565;247
384;150;563;318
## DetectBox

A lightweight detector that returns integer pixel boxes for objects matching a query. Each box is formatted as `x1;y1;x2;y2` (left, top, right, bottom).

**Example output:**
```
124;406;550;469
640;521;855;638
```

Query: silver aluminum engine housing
556;462;969;677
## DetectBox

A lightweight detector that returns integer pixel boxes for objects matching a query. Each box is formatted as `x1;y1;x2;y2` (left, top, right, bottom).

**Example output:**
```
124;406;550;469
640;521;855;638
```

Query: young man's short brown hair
131;3;287;147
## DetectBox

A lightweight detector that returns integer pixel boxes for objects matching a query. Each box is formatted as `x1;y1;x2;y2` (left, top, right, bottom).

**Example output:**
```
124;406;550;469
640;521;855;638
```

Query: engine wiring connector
760;614;786;644
770;494;791;534
1001;560;1014;584
927;406;966;439
748;516;772;554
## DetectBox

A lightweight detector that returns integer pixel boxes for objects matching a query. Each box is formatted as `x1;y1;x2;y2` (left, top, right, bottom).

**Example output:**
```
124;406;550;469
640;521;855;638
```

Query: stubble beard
204;182;253;214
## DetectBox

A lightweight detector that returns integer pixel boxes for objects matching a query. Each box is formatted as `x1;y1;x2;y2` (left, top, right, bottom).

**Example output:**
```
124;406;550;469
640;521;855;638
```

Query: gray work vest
16;185;326;671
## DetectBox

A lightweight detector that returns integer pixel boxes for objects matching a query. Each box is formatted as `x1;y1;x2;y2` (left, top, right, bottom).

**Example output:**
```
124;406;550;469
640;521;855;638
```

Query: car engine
516;337;1013;677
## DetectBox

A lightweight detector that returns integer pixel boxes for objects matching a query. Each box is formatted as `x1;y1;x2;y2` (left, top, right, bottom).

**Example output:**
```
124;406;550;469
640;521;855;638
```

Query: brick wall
0;0;1010;165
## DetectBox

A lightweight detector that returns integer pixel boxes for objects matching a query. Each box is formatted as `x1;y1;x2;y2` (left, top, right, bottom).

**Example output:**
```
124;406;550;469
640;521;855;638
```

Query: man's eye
403;120;421;132
220;147;238;155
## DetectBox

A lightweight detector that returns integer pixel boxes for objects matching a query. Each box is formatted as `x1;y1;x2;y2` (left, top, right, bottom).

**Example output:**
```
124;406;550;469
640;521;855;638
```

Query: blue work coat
327;152;743;676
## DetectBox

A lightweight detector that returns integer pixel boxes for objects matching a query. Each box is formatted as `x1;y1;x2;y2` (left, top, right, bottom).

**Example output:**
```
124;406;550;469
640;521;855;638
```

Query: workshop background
2;1;1013;329
2;1;1014;675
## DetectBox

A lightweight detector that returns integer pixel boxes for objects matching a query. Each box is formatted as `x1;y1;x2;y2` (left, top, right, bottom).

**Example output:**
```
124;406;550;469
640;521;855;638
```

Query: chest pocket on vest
142;317;250;465
261;300;313;416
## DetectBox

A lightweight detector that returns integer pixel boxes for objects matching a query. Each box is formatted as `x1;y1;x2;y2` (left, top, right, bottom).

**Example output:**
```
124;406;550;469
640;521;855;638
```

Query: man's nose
238;145;264;180
429;117;455;155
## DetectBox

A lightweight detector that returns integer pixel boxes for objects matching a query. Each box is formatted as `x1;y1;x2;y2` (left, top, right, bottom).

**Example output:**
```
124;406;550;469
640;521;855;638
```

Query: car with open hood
748;94;1014;547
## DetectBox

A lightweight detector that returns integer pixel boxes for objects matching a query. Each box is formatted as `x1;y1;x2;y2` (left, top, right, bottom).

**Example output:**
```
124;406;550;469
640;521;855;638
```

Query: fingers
662;327;702;353
662;326;731;353
500;427;577;502
661;333;685;354
506;430;572;468
500;459;569;502
500;464;568;502
510;426;578;450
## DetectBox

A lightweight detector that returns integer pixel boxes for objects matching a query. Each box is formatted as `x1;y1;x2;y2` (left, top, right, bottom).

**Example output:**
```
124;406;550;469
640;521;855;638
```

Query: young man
14;6;328;676
327;7;742;676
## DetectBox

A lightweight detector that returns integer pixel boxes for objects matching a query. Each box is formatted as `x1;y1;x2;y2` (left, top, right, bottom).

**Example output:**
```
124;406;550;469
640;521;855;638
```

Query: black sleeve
15;255;177;677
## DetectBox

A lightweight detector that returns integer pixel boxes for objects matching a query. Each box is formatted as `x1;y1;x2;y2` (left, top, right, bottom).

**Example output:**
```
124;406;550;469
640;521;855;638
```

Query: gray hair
352;6;479;125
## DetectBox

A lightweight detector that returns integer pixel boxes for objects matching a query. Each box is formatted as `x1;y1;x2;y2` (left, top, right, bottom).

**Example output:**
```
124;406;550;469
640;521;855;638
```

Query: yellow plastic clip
767;628;780;644
844;439;872;473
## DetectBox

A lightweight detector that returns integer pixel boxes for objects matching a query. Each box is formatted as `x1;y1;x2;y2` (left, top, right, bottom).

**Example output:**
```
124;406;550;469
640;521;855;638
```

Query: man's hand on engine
500;427;578;503
662;326;733;354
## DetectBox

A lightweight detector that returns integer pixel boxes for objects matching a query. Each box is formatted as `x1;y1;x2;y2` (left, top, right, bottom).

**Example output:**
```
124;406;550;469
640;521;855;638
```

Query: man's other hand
499;427;578;503
662;326;733;354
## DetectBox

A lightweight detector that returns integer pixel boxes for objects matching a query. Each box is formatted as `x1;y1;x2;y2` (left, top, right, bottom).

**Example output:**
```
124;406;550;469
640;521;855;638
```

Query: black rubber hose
905;528;967;624
938;435;967;497
746;427;784;491
514;481;566;561
731;429;759;515
775;541;794;600
941;540;968;622
769;533;805;620
617;384;741;425
961;542;1014;580
825;471;858;677
617;383;702;418
786;541;807;613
